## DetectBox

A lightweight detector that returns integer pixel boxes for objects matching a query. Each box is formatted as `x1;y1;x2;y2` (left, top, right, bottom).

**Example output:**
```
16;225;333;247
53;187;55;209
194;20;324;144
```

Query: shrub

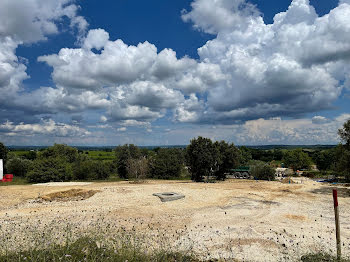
149;148;183;179
5;155;31;177
26;158;73;183
250;161;275;181
38;144;79;163
73;160;110;180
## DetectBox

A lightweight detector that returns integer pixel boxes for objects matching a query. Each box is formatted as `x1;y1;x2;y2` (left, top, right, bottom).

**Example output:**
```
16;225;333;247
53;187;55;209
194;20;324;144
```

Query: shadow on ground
310;186;350;197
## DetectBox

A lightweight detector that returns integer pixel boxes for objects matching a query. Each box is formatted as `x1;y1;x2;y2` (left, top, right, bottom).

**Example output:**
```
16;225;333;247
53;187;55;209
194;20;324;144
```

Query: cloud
0;0;87;43
181;0;260;34
2;0;350;145
312;116;330;124
0;119;90;137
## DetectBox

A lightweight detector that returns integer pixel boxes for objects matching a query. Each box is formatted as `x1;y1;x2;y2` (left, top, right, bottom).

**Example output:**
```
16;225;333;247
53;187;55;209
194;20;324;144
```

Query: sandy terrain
1;179;350;261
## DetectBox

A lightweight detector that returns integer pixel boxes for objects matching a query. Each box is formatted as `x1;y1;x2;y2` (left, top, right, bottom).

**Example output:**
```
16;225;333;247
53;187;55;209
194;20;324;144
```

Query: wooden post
333;189;341;260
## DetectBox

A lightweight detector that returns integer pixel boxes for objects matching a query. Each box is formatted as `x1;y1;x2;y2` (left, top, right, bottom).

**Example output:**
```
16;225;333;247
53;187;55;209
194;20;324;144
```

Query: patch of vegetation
301;253;350;262
0;236;198;262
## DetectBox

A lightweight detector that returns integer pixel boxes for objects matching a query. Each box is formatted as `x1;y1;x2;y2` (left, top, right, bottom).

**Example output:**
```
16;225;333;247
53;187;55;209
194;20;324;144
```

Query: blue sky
0;0;349;146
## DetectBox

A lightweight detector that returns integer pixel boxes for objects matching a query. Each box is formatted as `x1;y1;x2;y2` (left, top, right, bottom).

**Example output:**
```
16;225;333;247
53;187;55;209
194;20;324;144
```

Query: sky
0;0;350;146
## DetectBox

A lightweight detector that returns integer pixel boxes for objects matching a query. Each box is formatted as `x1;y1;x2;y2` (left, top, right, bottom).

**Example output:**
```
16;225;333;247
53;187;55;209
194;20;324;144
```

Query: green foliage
312;149;336;171
238;146;252;165
250;161;275;181
333;144;350;181
0;236;198;262
38;144;79;163
283;149;312;172
115;144;141;179
186;137;219;182
26;157;73;183
149;148;184;179
5;154;32;177
338;119;350;149
213;141;240;180
73;160;110;180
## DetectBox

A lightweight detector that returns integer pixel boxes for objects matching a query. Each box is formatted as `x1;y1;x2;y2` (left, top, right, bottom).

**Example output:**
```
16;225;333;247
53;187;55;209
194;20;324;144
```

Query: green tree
313;149;336;171
283;149;312;172
338;119;350;149
5;154;31;177
73;160;110;180
115;144;141;178
213;141;240;180
149;148;183;179
26;157;73;183
238;146;252;165
250;161;275;181
39;144;79;163
186;137;218;182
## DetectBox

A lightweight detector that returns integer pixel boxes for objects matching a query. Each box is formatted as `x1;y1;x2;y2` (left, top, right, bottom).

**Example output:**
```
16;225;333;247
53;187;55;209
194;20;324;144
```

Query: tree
73;160;110;180
39;144;79;163
115;144;141;178
336;120;350;180
126;157;148;181
313;149;336;171
26;157;73;183
213;141;240;180
186;137;219;182
338;120;350;149
5;154;31;177
283;149;312;172
0;142;8;172
250;161;275;181
238;146;252;165
149;148;183;179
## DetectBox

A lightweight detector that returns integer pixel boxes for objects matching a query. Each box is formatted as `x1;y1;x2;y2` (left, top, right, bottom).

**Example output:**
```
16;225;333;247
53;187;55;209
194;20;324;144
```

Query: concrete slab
152;192;185;202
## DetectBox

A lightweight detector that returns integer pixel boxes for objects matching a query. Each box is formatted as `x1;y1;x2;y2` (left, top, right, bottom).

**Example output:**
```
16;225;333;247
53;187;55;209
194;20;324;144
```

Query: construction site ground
0;178;349;261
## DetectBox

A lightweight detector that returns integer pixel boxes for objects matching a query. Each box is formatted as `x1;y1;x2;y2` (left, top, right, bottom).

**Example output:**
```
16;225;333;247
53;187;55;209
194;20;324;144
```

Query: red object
0;174;13;182
333;189;338;208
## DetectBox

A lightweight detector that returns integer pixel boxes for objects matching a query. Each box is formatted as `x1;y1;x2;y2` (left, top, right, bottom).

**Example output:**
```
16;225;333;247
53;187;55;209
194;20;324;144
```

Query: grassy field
83;150;115;160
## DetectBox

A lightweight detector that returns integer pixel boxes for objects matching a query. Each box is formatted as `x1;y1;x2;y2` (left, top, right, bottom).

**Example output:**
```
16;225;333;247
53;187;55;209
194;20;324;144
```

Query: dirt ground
1;178;350;261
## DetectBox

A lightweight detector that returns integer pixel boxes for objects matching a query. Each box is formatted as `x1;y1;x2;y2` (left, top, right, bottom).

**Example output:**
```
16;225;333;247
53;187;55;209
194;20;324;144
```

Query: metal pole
333;189;341;260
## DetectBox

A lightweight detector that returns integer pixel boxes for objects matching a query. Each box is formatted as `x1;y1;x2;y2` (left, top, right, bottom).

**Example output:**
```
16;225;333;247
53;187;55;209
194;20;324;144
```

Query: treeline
1;120;349;183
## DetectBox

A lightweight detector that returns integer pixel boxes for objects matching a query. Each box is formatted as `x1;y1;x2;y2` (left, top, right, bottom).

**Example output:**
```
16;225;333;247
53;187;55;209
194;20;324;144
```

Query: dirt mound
39;189;100;202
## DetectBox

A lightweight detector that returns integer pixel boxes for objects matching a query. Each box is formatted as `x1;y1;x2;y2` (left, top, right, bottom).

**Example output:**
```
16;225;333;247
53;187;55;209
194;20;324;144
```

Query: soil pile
39;188;100;202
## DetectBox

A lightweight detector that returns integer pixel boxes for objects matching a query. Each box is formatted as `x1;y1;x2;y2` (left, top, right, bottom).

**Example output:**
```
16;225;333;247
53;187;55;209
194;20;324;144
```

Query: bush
149;148;183;179
5;155;31;177
26;158;73;183
250;162;275;181
73;160;110;180
38;144;79;163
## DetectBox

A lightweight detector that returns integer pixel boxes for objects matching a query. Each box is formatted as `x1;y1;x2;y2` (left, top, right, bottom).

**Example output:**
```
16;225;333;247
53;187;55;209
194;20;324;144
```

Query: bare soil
1;178;350;261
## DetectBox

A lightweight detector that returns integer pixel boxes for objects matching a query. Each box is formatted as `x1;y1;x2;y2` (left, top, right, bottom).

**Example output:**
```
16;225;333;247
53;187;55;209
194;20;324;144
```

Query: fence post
333;189;341;260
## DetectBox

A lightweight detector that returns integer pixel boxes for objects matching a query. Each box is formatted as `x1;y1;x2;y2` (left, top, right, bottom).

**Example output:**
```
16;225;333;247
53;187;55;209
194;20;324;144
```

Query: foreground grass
0;236;198;262
0;176;28;186
301;253;350;262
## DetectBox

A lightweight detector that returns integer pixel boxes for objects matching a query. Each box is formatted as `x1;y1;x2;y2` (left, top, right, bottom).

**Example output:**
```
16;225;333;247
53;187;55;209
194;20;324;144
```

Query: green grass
83;151;115;161
0;176;28;186
0;236;198;262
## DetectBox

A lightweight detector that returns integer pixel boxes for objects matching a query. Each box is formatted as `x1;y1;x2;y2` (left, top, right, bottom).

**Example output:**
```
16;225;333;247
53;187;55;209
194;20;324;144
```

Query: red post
333;189;341;260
